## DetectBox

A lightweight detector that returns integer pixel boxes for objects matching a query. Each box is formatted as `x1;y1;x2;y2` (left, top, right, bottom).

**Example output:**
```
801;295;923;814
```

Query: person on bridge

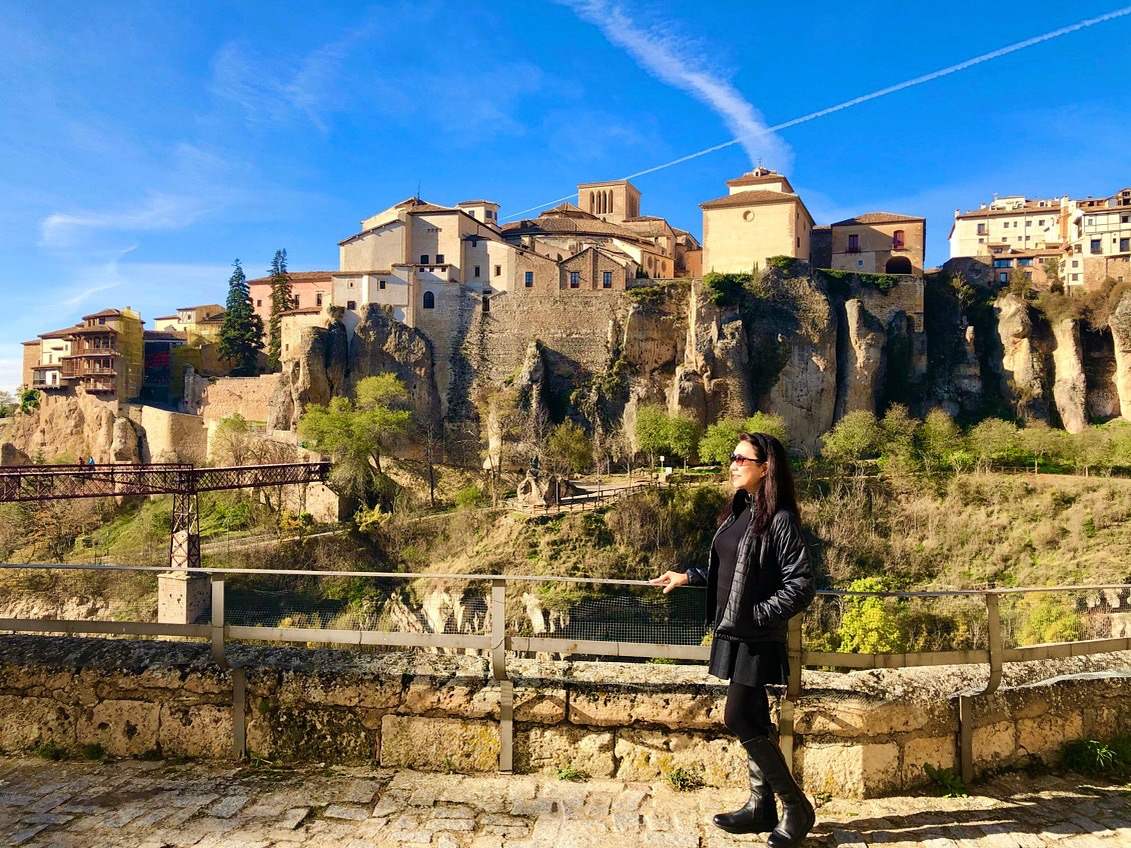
87;456;95;468
651;432;816;847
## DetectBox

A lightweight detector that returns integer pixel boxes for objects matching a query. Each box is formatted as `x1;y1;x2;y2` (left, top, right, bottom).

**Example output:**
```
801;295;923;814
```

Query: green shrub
81;743;105;761
35;741;65;761
923;763;968;797
556;765;590;782
454;485;487;509
664;767;704;791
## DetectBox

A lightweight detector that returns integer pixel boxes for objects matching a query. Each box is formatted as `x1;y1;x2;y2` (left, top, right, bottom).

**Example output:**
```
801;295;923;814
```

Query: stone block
402;678;498;718
900;735;956;789
77;699;160;756
568;689;724;730
1017;711;1084;761
613;729;744;788
277;670;398;709
513;686;567;724
246;705;376;764
798;741;900;799
157;571;210;624
381;715;499;772
158;703;232;758
971;720;1015;771
796;698;945;737
514;725;614;777
0;695;76;752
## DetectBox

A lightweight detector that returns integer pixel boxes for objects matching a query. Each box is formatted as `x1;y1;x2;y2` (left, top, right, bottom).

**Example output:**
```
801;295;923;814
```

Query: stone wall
1;636;1128;799
123;404;208;464
194;374;279;424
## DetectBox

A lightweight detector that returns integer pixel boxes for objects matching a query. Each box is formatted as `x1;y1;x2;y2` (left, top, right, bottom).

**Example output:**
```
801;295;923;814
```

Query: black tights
723;680;776;745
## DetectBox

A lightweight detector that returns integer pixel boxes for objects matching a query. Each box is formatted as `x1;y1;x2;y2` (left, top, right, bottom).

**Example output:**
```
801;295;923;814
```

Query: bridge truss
0;462;331;568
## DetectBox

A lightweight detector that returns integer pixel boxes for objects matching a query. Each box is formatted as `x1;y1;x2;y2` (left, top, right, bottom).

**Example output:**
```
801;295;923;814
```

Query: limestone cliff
268;320;349;431
1109;288;1131;422
837;299;886;418
349;305;441;427
0;393;141;464
993;294;1049;423
1051;319;1087;434
669;286;751;428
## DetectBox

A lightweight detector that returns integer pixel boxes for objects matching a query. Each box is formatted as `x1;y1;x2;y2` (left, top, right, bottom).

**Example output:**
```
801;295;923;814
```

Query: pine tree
218;259;264;376
267;248;295;370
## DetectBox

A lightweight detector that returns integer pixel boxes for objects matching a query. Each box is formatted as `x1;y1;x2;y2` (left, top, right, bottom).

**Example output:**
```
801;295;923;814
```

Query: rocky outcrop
994;294;1048;422
1051;319;1087;433
837;299;886;418
1110;288;1131;422
268;320;349;431
0;392;140;464
349;305;441;428
670;286;752;428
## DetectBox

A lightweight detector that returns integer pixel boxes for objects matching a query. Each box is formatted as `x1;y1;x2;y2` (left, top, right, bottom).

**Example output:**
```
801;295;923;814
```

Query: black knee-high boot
711;755;779;834
742;735;815;848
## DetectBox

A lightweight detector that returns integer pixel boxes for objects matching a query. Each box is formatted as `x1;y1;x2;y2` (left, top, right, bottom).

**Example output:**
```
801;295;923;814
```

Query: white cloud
39;194;212;247
210;21;375;131
561;0;791;171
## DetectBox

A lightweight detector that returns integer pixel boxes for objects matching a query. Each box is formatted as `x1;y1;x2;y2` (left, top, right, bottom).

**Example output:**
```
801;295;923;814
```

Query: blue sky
2;0;1129;394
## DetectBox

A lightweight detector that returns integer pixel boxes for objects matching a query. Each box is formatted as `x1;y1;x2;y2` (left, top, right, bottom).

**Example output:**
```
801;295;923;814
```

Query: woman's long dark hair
717;432;799;533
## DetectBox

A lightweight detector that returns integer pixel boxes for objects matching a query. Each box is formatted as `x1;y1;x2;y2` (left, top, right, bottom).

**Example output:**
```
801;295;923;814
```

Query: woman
651;432;815;848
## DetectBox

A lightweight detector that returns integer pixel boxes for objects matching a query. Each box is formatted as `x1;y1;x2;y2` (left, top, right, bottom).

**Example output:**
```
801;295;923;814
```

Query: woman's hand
649;570;689;594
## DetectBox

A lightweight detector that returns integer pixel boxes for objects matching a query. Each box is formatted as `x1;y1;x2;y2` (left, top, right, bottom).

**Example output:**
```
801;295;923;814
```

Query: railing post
960;592;1005;785
210;576;247;761
781;613;803;774
491;578;513;774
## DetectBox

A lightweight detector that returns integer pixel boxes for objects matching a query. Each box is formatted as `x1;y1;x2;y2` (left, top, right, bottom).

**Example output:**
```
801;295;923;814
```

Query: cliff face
0;393;141;464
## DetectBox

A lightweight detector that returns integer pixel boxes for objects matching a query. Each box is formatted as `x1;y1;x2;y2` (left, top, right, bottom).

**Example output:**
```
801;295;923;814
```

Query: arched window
423;291;435;309
589;192;595;214
892;230;906;250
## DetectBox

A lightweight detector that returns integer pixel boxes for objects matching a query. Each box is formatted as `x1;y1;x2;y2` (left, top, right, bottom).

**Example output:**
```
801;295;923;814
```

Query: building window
1091;239;1102;254
486;210;495;219
1072;260;1079;268
435;253;444;264
482;295;489;313
847;234;860;253
1003;221;1010;228
1072;274;1080;282
1025;220;1031;227
977;224;987;235
379;280;386;290
993;258;1012;268
423;291;435;309
474;265;480;278
346;300;356;310
570;271;580;288
494;265;501;276
857;260;863;267
1017;258;1033;266
420;255;429;264
602;271;612;288
892;230;905;250
1121;215;1130;224
525;271;534;287
316;293;323;306
998;272;1009;283
294;295;300;307
1120;238;1130;252
796;236;800;248
256;299;262;307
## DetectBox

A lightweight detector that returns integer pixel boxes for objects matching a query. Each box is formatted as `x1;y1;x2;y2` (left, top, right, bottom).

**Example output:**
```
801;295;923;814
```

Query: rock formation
1051;319;1087;433
1110;288;1131;421
0;392;140;464
349;305;441;427
268;320;349;431
994;294;1048;423
837;299;886;418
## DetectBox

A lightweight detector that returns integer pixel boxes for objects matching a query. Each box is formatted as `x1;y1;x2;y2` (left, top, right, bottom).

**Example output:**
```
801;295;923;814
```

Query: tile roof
82;308;121;319
577;179;636;188
700;190;800;209
725;169;794;191
38;325;81;340
247;270;334;285
833;212;925;226
152;314;178;322
144;330;187;341
543;202;592;216
173;304;224;312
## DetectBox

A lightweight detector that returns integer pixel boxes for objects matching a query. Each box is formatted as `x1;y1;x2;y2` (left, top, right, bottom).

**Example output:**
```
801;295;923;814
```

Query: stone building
826;212;926;275
699;167;815;273
949;195;1069;259
247;271;334;328
950;188;1131;292
22;308;144;399
150;304;225;346
1067;187;1131;290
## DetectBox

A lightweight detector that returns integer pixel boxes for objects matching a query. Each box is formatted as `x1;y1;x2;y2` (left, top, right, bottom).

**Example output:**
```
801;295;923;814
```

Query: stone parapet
0;636;1128;798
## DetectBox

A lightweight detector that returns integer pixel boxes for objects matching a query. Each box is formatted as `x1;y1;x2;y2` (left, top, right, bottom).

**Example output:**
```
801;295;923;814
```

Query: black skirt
708;636;789;687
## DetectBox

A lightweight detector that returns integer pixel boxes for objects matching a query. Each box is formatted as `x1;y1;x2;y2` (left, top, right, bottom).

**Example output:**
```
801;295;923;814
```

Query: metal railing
0;563;1127;782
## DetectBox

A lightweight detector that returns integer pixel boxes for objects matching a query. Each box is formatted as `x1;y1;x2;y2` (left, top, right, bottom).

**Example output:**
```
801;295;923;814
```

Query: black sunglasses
730;453;764;466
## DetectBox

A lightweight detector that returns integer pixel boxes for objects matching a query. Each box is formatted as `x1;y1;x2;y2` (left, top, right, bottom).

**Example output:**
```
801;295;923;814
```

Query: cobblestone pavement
0;756;1127;847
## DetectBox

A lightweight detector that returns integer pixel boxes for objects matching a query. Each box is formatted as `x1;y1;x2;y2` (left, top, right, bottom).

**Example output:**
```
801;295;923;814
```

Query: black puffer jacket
685;501;815;644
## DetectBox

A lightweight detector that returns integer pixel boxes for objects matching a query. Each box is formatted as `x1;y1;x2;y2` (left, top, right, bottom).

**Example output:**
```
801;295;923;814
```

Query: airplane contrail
503;6;1131;221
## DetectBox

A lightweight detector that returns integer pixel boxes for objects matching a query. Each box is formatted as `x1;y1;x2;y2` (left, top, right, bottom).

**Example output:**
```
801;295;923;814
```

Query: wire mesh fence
998;586;1131;650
